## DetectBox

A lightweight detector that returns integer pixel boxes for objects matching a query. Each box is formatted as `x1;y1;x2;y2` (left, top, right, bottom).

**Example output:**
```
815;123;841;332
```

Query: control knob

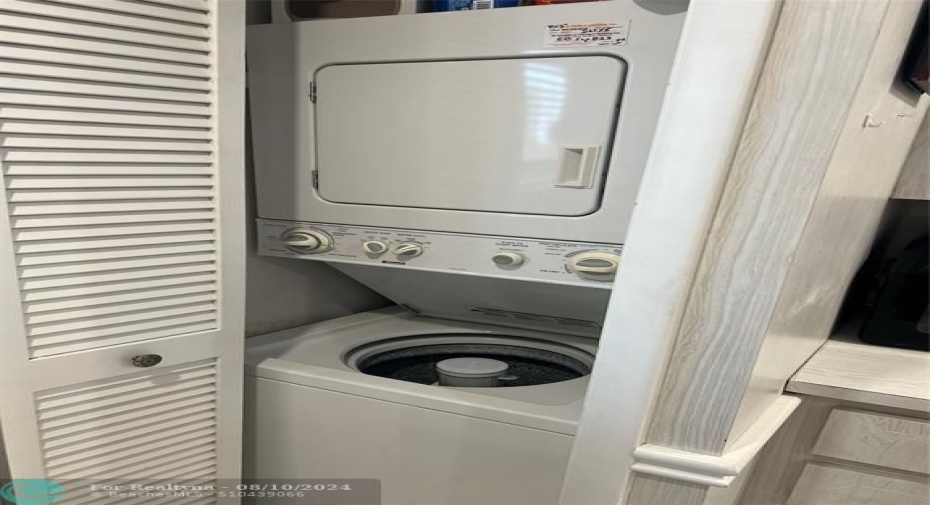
362;241;389;255
394;242;424;258
567;252;621;281
280;227;333;254
491;252;525;267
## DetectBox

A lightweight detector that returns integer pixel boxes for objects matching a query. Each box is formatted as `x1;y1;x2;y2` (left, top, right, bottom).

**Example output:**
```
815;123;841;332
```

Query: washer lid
331;264;610;338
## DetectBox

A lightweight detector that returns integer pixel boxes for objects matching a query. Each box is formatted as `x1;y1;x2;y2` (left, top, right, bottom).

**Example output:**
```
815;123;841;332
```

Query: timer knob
394;242;424;258
280;227;333;254
491;252;525;267
567;252;621;281
362;241;389;255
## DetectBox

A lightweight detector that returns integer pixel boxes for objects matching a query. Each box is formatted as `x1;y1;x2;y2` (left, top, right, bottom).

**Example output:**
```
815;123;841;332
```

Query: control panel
258;219;622;288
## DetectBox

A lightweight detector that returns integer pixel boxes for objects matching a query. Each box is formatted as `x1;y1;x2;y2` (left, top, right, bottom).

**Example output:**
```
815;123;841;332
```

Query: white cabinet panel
0;0;245;498
788;463;930;505
813;409;930;475
315;57;625;216
37;360;219;482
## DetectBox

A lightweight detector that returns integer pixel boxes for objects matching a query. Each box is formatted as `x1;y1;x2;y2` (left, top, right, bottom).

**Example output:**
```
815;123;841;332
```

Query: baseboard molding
631;395;801;487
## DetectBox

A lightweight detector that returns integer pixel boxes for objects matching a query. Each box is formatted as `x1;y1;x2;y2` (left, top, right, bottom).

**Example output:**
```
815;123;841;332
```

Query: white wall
244;113;389;337
244;0;390;337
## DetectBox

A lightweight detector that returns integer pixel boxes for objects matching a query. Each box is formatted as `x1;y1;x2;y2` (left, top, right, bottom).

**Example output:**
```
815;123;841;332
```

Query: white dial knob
362;241;388;255
491;252;525;267
394;242;424;258
567;252;621;281
280;227;333;254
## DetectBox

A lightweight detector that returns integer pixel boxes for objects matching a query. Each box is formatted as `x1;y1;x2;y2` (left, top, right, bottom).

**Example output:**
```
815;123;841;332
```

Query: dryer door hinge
309;82;317;102
312;170;319;189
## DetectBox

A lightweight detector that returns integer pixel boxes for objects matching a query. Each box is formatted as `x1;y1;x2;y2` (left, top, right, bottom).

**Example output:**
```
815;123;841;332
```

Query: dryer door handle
555;146;600;189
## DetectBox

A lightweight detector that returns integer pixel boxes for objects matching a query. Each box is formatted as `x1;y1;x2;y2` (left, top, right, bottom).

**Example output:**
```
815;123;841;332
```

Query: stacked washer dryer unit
246;2;685;504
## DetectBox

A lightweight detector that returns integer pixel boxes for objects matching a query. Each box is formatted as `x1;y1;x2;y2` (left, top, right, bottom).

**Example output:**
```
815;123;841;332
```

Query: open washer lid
332;264;611;337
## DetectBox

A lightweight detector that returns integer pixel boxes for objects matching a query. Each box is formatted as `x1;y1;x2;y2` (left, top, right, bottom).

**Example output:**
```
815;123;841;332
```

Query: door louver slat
20;273;218;301
0;77;211;104
5;152;213;163
0;13;210;52
12;211;214;229
15;232;215;252
6;176;214;188
1;0;218;359
9;189;215;203
20;263;216;290
0;46;210;79
0;1;209;38
0;30;210;66
19;252;217;278
0;60;210;92
34;360;218;501
24;281;216;312
25;293;218;325
1;123;212;140
17;242;215;265
28;302;218;337
38;398;217;436
50;442;216;479
139;0;210;12
29;315;217;356
39;0;211;25
0;107;213;127
1;92;211;115
41;405;216;449
38;362;215;402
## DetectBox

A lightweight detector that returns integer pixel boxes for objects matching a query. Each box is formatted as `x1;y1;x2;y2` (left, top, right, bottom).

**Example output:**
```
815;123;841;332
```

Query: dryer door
314;56;625;217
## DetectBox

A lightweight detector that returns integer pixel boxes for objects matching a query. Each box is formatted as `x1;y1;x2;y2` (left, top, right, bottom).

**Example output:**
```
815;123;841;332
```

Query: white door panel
0;0;245;502
315;57;624;216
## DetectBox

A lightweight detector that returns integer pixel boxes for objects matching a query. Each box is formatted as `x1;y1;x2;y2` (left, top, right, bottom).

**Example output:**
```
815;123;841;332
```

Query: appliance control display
258;219;622;288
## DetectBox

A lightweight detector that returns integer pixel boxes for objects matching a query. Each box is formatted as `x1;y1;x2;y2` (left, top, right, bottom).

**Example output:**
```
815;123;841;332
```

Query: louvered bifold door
0;0;245;503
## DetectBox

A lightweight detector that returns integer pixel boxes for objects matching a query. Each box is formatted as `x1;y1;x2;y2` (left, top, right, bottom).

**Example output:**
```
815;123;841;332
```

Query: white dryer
245;306;598;505
248;1;686;245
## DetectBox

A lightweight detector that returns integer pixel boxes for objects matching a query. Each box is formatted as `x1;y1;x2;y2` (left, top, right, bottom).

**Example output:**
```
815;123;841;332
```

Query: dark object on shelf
860;236;929;351
533;0;600;4
433;0;518;10
285;0;415;19
900;0;928;93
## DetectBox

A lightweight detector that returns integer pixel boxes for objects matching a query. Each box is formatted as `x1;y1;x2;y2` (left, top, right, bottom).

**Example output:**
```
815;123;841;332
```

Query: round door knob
394;242;424;258
567;252;621;281
280;227;333;254
362;241;388;255
131;354;163;368
491;252;525;267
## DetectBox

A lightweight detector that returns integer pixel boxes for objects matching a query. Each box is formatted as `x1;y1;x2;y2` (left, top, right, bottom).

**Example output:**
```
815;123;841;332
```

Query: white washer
245;307;598;505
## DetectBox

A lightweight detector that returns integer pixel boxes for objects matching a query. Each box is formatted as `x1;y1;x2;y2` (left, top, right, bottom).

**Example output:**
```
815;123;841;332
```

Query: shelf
787;328;930;411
